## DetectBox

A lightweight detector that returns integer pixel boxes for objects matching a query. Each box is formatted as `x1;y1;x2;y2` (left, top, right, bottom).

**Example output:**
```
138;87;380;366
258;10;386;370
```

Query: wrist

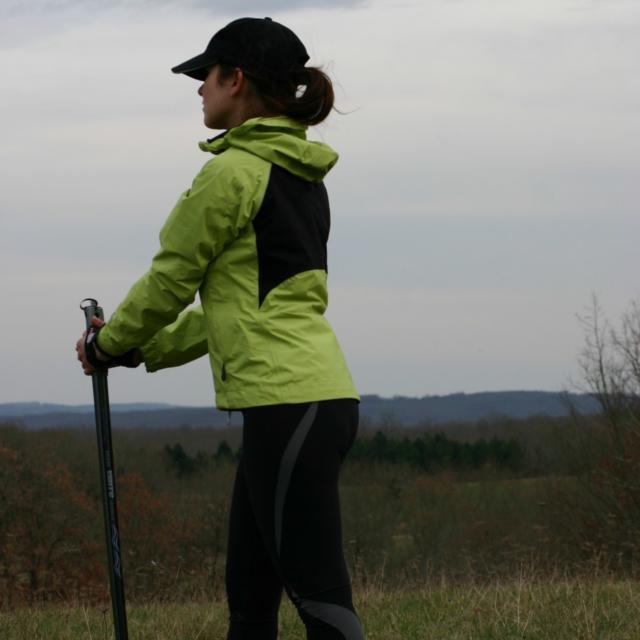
86;327;142;370
93;334;112;362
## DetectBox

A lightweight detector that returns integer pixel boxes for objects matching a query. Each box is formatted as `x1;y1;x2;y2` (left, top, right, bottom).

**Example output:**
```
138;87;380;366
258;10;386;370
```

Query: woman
76;16;364;640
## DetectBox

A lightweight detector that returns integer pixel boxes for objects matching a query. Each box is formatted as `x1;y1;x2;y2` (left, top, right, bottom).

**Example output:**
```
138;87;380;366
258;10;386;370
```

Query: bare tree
573;295;640;571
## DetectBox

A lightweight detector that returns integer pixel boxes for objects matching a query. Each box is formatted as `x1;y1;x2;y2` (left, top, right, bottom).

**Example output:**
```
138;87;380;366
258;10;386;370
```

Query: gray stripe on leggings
298;598;365;640
274;401;318;556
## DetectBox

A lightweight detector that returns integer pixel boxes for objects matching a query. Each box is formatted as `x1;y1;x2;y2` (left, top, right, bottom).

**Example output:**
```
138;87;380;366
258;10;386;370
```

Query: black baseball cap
171;17;310;82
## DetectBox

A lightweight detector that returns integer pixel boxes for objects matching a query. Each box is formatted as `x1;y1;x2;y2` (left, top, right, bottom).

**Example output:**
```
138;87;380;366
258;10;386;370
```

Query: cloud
2;0;367;15
2;0;639;403
0;0;368;48
188;0;367;10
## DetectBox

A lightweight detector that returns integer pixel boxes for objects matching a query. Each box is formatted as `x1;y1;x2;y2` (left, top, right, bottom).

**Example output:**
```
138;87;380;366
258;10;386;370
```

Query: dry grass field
3;576;640;640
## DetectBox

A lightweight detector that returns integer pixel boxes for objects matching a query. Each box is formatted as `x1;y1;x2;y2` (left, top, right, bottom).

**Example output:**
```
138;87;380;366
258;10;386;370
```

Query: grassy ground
3;577;640;640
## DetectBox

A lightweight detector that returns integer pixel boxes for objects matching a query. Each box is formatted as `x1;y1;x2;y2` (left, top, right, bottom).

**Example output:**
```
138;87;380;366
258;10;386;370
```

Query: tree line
161;431;524;478
348;430;524;472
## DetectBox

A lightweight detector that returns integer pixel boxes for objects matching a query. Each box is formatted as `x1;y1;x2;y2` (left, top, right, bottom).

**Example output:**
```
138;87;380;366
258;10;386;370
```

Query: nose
198;84;204;97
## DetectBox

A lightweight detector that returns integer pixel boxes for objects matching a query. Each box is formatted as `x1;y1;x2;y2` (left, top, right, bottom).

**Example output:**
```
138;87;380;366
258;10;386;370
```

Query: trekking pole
80;298;129;640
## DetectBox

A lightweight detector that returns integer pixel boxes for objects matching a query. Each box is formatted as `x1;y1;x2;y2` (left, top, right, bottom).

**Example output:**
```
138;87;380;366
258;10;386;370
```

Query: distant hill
0;402;171;416
0;391;599;430
0;404;241;429
358;391;599;425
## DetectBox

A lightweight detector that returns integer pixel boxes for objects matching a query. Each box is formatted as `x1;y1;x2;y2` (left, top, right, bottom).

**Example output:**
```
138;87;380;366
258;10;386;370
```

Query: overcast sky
1;0;638;406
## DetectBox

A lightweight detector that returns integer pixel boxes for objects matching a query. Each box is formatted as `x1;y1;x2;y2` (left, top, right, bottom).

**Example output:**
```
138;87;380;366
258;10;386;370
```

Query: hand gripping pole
80;298;129;640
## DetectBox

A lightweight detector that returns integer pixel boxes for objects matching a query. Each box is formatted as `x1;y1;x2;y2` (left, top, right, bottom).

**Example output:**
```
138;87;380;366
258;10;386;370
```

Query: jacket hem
215;386;360;411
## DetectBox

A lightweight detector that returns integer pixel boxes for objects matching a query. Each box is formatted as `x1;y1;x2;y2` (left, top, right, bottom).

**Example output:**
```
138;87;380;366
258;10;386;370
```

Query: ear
228;67;247;97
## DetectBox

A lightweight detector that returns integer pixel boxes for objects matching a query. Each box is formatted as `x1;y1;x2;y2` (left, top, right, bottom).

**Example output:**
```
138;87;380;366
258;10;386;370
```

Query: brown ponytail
218;63;335;126
281;67;335;126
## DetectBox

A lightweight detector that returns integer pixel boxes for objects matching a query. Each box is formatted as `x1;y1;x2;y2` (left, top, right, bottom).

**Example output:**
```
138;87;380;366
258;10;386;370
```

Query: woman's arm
95;160;251;357
140;305;208;372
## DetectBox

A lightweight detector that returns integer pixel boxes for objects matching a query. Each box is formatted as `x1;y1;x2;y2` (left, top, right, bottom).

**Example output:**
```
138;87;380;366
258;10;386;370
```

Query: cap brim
171;52;218;81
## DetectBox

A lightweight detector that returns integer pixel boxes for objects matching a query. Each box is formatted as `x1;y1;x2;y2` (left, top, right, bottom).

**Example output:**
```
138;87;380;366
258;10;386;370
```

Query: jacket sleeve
97;158;257;356
140;305;208;372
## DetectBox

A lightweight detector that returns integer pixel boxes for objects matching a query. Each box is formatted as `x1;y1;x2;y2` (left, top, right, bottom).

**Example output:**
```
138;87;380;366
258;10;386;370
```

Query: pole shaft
82;300;129;640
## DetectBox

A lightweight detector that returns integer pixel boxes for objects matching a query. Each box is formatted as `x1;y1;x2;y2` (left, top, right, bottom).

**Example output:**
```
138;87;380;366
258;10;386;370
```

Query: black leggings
225;399;365;640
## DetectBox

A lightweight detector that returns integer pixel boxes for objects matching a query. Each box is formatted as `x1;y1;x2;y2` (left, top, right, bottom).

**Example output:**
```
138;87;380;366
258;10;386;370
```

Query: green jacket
97;116;358;410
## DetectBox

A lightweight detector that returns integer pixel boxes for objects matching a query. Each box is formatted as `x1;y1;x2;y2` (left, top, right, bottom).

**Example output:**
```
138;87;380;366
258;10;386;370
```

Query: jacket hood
199;117;338;182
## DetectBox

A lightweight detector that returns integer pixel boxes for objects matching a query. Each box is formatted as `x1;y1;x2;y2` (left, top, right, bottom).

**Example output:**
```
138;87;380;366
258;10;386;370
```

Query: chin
204;117;224;130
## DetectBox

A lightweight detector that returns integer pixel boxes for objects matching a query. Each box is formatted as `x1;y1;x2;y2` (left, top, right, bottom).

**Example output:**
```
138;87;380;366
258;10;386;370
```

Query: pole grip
80;297;104;330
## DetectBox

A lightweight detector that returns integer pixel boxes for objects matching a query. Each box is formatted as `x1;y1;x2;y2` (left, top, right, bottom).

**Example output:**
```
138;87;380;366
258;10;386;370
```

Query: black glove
85;328;142;369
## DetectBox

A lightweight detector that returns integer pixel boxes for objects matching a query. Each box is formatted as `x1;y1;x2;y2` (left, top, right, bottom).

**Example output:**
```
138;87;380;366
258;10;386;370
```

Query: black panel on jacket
252;164;329;307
